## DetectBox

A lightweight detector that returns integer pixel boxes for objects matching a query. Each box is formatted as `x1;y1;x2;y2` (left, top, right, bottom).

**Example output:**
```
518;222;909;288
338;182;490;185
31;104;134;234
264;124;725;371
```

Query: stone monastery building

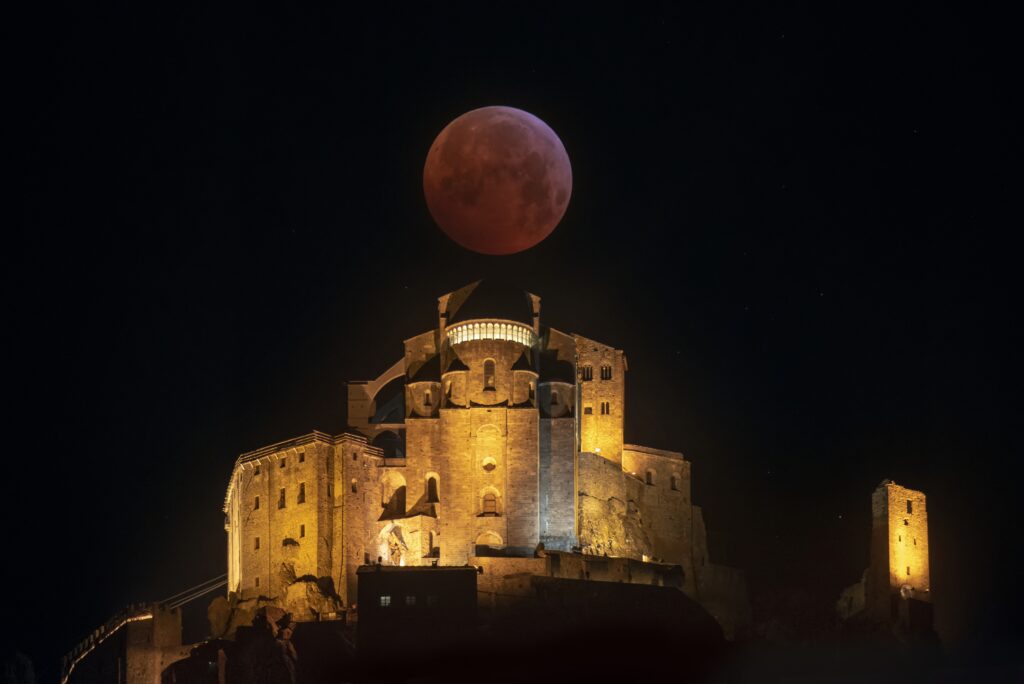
223;281;747;634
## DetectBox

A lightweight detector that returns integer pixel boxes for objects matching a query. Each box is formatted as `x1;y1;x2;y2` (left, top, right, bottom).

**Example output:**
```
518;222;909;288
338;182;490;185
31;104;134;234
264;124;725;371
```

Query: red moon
423;106;572;255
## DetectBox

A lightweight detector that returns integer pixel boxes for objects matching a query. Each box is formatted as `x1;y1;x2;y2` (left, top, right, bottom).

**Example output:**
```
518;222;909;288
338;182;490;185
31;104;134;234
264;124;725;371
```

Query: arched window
482;492;498;515
426;476;439;503
601;364;613;380
483;359;496;390
424;390;432;406
550;390;559;405
581;365;593;381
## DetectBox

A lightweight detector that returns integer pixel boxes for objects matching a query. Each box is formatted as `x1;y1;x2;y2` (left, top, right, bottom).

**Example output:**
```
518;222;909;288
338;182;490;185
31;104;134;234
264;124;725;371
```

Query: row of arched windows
581;364;613;381
447;321;533;346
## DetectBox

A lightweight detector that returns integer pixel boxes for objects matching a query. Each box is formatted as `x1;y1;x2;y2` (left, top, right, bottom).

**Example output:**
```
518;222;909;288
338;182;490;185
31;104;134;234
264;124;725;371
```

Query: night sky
12;3;1022;678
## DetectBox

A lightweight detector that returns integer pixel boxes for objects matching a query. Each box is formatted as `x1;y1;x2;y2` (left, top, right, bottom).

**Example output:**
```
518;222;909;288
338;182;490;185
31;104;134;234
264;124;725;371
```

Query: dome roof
446;280;536;325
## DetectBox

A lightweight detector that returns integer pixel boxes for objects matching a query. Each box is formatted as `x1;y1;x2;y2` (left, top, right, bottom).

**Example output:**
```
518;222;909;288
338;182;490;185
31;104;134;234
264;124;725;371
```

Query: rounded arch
380;470;408;517
483;358;497;389
425;471;440;503
475;531;503;547
479;486;502;516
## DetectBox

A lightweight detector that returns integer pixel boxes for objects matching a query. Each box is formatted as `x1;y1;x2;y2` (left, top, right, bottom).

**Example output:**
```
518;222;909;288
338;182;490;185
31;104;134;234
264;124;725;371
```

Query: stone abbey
222;281;749;636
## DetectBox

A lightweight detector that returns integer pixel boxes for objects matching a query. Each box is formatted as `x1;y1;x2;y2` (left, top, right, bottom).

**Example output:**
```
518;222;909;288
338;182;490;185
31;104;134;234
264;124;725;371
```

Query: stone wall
576;334;626;464
229;433;337;600
539;418;575;549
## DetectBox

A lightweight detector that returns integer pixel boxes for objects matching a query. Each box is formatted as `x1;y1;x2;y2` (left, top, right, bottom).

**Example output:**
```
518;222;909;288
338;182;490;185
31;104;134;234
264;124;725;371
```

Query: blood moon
423;106;572;255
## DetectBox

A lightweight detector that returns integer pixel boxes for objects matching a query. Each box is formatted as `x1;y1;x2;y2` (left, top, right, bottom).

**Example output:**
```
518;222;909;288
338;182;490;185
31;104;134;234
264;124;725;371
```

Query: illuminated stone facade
223;281;747;634
838;480;931;626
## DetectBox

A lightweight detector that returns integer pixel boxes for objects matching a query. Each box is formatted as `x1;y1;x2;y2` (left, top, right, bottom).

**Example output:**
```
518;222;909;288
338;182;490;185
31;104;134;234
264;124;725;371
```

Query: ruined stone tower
838;479;932;629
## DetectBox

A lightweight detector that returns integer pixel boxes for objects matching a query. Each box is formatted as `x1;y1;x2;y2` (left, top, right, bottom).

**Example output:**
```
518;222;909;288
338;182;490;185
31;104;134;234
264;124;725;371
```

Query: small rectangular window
280;458;286;469
379;595;391;607
255;465;261;476
298;483;306;504
255;576;260;588
278;488;286;509
426;594;438;607
584;406;593;415
300;524;305;538
254;496;260;510
255;537;260;550
907;499;913;514
907;566;911;576
405;595;416;606
299;451;305;463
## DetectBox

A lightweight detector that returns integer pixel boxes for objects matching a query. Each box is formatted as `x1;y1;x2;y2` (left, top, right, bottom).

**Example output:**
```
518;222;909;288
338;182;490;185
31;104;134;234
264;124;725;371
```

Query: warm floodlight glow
447;320;534;347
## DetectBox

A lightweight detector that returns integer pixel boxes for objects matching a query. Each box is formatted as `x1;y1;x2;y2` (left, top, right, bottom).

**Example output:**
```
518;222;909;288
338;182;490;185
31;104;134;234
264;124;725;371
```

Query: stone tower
867;480;930;613
839;479;932;629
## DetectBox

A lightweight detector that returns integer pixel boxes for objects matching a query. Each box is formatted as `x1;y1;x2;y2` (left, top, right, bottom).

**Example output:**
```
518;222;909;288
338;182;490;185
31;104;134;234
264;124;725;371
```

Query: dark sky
12;3;1022;678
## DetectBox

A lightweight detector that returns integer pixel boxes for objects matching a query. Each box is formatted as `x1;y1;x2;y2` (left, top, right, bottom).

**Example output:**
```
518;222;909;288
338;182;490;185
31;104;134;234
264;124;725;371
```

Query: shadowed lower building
222;281;750;637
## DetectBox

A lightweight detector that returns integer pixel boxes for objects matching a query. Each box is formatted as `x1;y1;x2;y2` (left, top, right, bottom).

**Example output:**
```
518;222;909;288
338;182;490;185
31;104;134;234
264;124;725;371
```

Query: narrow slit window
280;458;286;469
254;537;260;550
278;488;286;509
907;499;913;514
298;451;305;463
351;479;358;493
298;483;306;504
300;524;305;538
254;496;260;510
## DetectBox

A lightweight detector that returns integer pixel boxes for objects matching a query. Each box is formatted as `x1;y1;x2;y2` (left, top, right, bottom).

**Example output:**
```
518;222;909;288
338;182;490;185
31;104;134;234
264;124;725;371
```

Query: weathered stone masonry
223;281;749;636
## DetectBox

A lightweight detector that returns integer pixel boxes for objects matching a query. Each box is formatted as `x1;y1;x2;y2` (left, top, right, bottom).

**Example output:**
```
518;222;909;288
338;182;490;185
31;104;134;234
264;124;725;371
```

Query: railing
60;604;153;684
446;319;534;347
59;574;227;684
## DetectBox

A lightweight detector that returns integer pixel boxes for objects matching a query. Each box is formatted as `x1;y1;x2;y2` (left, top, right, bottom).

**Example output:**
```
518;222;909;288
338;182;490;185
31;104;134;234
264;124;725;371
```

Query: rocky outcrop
577;494;652;559
209;576;342;637
283;577;343;620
